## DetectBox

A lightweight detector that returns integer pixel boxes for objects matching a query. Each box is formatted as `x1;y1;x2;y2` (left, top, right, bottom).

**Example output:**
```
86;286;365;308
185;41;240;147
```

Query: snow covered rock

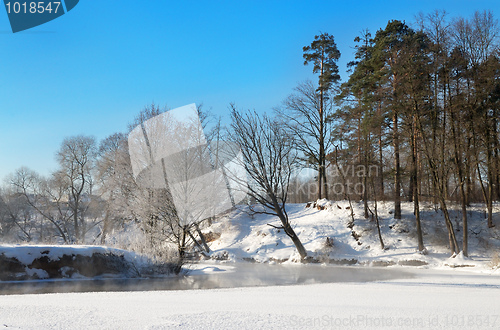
0;245;139;281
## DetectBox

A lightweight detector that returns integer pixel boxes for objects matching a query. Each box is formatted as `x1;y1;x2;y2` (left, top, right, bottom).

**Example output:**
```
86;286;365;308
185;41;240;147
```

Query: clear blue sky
0;0;498;181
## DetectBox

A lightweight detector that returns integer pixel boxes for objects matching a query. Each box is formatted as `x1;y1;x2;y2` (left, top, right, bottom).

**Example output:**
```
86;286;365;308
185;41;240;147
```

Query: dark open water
0;263;413;295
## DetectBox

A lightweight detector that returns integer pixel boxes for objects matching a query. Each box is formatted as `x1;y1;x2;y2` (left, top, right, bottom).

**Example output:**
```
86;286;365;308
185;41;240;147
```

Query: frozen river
0;263;412;295
1;265;499;329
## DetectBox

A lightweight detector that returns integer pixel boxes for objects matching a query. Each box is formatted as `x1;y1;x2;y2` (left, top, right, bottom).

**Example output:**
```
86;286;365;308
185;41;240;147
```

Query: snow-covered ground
1;269;499;329
0;245;134;266
1;201;499;329
206;200;500;271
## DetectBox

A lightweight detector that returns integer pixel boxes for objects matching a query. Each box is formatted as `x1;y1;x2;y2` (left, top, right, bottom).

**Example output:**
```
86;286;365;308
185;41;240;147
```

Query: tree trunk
73;198;80;243
318;88;328;200
371;177;385;250
440;199;460;255
195;223;210;253
486;117;495;228
415;113;460;256
100;212;110;245
494;124;500;201
175;226;188;274
379;132;385;199
317;68;326;200
273;197;307;260
363;136;369;219
494;116;500;201
393;112;402;219
285;222;308;260
378;103;385;199
363;172;369;219
409;173;414;203
412;115;425;252
450;101;468;256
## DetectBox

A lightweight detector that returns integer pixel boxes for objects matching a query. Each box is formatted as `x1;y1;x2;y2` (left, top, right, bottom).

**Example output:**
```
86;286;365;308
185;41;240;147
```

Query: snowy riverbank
1;268;499;329
205;201;500;272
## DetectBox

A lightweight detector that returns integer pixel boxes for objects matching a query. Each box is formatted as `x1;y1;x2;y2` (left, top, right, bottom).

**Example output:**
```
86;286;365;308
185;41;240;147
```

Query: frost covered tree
126;104;184;260
55;135;98;243
126;103;214;272
9;167;72;243
95;132;135;244
0;186;39;242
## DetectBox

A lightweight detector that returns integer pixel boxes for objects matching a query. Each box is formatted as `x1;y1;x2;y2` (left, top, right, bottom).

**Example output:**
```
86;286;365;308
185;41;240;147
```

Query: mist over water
0;263;412;295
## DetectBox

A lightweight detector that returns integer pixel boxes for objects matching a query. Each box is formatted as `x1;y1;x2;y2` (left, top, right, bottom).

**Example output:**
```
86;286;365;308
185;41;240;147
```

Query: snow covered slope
206;200;500;271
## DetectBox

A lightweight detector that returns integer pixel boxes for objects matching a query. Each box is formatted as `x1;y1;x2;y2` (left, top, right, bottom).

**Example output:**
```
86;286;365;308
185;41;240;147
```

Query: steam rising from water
0;263;412;295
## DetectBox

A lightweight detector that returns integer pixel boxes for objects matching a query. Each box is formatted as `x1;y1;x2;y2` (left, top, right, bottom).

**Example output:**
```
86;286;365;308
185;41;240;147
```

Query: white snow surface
1;271;500;329
0;245;136;265
1;201;500;329
206;200;500;271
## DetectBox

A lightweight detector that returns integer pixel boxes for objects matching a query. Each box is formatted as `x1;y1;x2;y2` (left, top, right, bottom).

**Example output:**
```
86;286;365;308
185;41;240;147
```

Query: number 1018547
5;2;61;14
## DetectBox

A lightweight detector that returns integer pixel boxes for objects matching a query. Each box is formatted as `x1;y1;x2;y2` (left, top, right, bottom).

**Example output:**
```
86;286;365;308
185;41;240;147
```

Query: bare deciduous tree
9;167;72;243
276;81;337;202
96;132;135;244
0;186;37;242
229;106;307;260
55;135;98;243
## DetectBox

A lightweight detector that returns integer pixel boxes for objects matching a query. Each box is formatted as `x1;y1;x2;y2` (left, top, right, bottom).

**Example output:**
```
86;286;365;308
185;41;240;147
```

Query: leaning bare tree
229;106;307;260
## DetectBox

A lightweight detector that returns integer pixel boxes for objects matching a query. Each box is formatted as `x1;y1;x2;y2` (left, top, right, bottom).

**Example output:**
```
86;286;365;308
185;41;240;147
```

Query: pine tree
302;32;341;200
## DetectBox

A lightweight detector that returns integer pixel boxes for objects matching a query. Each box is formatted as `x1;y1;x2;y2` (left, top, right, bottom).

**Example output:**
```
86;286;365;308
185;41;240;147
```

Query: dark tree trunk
393;112;402;219
285;223;308;260
363;137;369;219
450;101;468;256
486;116;495;228
379;132;385;199
318;89;328;200
274;201;307;260
195;223;210;253
371;177;385;250
378;103;385;199
412;115;424;252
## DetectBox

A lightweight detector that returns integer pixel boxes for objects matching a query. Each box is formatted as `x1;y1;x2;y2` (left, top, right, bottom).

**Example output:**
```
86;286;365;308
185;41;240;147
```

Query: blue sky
0;0;498;181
